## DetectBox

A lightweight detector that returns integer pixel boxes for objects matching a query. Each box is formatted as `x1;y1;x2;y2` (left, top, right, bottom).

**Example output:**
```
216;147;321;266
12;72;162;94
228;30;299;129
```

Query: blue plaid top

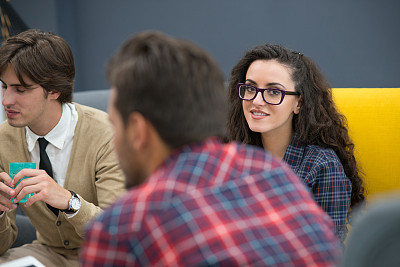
81;138;341;266
283;134;352;243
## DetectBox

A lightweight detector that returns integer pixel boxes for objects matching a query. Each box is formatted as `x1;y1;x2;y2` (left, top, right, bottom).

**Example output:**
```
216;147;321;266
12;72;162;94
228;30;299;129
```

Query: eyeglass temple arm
285;91;300;95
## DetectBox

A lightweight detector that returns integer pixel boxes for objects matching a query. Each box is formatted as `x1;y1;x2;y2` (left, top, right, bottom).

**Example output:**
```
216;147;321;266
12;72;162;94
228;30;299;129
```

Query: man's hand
11;169;71;210
0;172;18;212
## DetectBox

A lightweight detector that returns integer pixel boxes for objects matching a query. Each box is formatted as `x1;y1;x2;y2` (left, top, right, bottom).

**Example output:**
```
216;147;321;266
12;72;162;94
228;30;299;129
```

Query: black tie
38;138;59;216
38;138;53;177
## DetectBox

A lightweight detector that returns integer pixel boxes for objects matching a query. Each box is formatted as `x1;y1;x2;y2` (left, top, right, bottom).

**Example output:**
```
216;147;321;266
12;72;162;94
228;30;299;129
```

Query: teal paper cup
9;162;37;204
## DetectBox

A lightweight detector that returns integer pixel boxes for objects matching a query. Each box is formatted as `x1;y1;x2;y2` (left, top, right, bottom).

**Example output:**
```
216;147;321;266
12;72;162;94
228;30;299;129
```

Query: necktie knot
38;137;49;152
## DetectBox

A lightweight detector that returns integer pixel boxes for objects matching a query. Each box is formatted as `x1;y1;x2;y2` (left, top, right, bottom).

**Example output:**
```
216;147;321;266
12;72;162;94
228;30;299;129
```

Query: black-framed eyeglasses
237;83;300;105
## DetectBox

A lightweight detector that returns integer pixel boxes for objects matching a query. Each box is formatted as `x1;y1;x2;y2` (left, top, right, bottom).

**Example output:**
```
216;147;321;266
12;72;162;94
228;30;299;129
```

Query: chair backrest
332;88;400;197
341;195;400;267
73;89;110;112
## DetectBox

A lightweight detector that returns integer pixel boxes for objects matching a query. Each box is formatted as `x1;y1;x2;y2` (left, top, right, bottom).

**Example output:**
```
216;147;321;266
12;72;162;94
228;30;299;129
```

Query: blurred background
1;0;400;92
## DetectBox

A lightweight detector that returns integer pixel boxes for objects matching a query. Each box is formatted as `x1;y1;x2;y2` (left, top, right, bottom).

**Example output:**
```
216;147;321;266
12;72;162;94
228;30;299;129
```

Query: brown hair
227;44;364;207
107;31;227;149
0;29;75;103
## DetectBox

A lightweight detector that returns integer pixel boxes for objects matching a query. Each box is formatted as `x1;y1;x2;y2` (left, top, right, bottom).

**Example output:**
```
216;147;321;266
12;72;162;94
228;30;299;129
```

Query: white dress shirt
25;103;78;187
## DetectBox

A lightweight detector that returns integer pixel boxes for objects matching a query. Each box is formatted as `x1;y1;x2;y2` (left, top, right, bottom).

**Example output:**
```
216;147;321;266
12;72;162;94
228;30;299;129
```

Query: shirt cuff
64;209;80;219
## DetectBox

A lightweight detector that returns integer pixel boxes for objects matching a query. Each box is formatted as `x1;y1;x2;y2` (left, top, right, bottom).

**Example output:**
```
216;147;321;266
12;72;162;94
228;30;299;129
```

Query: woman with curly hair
227;44;365;243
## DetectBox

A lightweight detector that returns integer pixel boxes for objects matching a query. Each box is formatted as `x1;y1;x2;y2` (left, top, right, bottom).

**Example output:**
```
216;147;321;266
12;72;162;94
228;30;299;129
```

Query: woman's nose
252;91;266;106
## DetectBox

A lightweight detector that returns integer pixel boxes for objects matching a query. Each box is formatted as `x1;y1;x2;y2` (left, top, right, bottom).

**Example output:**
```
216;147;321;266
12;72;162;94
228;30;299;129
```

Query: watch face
71;197;81;210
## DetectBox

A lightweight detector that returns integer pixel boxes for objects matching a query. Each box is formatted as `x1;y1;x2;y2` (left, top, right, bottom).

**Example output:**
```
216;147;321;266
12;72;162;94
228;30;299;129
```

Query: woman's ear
294;96;302;114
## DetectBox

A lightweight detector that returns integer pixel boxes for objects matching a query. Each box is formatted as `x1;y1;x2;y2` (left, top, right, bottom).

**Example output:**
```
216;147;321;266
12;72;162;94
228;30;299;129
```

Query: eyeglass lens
238;85;283;104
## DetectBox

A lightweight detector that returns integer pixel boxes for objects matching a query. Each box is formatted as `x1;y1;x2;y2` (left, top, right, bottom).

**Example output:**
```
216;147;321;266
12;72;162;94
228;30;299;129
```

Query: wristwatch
62;190;81;214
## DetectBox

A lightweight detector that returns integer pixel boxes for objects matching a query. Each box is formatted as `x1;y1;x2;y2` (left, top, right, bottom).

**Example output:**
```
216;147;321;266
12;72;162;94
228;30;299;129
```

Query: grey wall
10;0;400;91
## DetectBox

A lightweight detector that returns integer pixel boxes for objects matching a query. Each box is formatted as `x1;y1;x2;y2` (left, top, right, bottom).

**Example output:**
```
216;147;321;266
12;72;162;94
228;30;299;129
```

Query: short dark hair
0;29;75;103
107;31;226;149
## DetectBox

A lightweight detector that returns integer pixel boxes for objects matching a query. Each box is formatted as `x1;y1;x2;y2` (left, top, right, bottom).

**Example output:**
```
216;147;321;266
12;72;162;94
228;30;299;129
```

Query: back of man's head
107;31;227;149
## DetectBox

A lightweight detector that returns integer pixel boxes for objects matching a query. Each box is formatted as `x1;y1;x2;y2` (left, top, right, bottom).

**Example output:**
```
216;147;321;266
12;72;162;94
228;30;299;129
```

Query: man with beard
80;31;341;267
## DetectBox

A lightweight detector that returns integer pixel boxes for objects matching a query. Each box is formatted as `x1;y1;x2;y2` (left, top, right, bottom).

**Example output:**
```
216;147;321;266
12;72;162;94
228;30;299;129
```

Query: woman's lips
250;110;269;119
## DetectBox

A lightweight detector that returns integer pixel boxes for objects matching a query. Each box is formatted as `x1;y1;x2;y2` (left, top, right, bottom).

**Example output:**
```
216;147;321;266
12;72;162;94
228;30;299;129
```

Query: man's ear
48;90;61;100
126;112;149;151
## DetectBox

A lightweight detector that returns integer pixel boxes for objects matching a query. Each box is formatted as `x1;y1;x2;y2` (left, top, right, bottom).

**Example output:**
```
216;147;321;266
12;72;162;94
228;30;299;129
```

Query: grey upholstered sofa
73;89;110;112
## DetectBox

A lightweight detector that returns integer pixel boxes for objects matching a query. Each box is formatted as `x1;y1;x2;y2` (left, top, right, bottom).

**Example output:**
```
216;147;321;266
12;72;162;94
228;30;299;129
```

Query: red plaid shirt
81;138;341;266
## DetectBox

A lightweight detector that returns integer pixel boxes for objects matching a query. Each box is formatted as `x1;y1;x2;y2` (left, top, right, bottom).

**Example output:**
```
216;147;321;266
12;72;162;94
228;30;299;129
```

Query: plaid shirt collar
282;133;304;166
147;137;221;184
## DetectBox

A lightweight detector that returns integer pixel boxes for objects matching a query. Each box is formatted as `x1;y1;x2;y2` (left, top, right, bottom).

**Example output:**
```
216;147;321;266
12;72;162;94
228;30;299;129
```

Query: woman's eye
246;86;256;92
267;89;281;96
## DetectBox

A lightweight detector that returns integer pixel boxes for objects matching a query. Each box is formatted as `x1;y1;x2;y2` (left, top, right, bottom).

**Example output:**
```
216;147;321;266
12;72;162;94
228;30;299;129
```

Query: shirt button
64;240;69;246
56;221;61;226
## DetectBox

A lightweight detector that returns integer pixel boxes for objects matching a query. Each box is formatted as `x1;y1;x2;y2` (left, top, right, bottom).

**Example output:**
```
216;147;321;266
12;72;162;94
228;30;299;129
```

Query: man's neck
28;102;63;136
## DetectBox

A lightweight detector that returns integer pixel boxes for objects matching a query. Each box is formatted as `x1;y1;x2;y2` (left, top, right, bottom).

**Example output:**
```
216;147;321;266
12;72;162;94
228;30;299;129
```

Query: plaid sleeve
80;221;135;267
305;158;352;243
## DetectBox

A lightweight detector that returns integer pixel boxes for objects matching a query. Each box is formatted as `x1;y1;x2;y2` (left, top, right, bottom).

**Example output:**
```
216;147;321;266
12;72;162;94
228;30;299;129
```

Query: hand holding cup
9;162;37;204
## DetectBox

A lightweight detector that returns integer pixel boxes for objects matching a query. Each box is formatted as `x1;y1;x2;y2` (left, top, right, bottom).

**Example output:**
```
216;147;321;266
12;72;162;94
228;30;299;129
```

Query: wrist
62;190;81;214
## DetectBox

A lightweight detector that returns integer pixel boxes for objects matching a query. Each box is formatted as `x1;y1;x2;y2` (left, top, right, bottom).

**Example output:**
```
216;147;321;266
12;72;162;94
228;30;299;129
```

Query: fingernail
12;204;17;209
10;190;15;196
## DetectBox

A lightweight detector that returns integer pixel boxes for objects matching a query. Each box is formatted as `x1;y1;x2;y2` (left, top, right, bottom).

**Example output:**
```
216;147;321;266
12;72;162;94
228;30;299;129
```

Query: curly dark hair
227;44;364;208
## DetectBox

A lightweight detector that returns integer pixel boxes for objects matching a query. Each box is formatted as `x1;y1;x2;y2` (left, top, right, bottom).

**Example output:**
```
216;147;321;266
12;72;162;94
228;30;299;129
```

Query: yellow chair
332;88;400;198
